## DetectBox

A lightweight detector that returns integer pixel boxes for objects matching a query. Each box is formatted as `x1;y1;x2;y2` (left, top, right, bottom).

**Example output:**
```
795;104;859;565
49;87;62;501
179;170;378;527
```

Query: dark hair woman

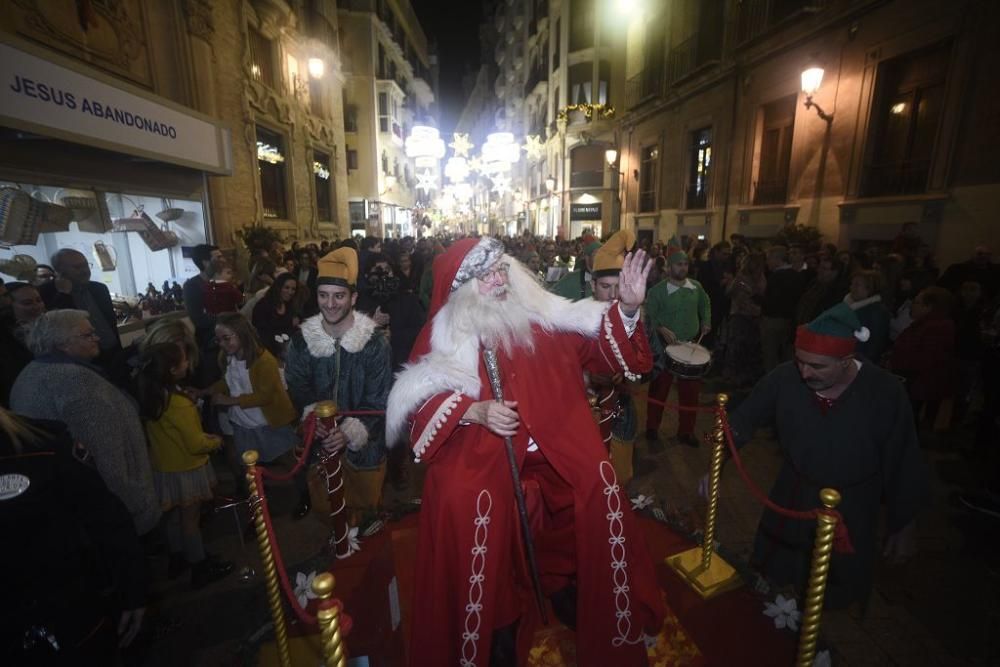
251;273;301;359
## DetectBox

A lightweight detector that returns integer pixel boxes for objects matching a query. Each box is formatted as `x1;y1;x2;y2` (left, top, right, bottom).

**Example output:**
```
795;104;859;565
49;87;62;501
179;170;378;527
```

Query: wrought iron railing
625;65;663;109
686;184;708;210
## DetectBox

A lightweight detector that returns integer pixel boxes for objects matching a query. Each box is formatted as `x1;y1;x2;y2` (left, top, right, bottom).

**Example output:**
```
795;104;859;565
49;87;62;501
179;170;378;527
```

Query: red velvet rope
717;412;854;554
259;412;318;482
251;465;355;635
622;386;854;552
253;465;318;626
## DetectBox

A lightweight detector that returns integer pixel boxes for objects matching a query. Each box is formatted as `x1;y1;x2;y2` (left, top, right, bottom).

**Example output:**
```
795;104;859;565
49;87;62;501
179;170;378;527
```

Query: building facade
338;0;438;238
0;0;355;301
617;0;1000;265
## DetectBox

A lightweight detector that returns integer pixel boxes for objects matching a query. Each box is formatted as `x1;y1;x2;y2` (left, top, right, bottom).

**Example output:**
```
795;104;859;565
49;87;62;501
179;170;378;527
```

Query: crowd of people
1;223;998;664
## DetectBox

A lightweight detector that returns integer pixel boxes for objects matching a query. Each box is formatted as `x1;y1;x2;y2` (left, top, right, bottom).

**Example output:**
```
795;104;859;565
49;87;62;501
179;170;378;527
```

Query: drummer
586;230;652;487
644;248;711;449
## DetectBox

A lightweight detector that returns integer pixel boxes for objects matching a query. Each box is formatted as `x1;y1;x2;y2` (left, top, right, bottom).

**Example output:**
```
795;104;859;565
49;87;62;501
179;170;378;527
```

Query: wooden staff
482;349;548;624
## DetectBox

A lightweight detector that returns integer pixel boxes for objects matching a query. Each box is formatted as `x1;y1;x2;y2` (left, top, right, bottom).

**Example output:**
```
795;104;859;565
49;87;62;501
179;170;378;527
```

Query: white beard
447;275;535;356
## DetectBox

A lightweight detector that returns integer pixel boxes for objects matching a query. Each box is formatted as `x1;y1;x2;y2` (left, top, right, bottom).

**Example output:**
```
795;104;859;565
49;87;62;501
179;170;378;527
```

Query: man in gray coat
11;310;160;536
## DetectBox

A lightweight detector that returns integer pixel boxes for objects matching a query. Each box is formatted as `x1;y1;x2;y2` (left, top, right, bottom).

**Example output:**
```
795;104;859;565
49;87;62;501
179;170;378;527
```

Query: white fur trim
301;402;317;421
339;416;369;452
411;391;463;462
385;258;610;446
854;326;871;343
300;311;378;357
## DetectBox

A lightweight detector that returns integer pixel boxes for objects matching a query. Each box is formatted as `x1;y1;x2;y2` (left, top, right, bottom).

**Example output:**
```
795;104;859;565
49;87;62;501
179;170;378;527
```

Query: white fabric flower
631;494;654;510
347;526;361;555
293;571;318;608
763;594;801;631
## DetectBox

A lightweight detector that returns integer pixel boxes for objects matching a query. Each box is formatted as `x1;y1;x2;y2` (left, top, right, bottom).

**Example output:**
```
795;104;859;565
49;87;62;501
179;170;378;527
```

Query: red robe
392;296;664;666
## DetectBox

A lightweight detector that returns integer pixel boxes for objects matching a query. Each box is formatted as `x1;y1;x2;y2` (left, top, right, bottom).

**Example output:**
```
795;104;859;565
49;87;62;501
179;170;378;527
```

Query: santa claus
387;236;666;666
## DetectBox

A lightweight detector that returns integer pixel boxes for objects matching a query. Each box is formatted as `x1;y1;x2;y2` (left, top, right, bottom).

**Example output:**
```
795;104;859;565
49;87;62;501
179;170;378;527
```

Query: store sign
571;203;602;220
0;39;232;174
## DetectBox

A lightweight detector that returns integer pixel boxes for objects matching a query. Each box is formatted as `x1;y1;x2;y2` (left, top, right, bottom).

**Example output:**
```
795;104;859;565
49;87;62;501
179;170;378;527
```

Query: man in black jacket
40;249;122;371
760;245;807;371
182;243;223;387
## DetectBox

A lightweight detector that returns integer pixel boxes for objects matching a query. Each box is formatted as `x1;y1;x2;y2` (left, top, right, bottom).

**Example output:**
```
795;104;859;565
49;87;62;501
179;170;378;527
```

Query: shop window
256;126;288;219
570;0;594;52
754;95;796;205
686;127;712;209
863;41;952;197
0;183;208;300
347;148;359;171
313;150;333;221
249;28;276;89
639;144;659;213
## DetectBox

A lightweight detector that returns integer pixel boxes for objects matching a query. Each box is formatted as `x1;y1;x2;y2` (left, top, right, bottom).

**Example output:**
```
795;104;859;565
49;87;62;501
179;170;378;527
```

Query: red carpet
319;514;795;666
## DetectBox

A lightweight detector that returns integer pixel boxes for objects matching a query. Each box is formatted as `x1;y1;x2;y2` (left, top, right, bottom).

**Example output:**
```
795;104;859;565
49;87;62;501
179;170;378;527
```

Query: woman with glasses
9;309;160;537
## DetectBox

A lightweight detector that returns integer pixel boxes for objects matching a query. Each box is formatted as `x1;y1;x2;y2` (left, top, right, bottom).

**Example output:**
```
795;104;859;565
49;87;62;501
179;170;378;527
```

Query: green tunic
728;361;928;608
644;278;711;342
285;312;392;469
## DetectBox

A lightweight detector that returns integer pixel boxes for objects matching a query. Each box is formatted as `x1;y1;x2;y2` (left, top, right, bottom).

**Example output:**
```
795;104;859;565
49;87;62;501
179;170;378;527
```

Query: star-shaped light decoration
491;172;511;195
466;156;484;173
522;134;545;161
449;133;474;157
416;169;438;194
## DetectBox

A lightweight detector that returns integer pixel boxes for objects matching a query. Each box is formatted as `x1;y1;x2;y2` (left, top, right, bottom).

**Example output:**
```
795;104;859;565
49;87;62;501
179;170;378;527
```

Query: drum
664;342;712;379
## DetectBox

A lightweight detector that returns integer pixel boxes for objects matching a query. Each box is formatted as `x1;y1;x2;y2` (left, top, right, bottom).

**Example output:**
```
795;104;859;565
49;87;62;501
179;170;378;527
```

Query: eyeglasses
73;330;100;341
477;263;510;284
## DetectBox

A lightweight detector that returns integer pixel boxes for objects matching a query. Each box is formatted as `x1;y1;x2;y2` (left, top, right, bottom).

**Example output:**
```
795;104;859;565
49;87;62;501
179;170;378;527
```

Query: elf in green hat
720;302;929;610
644;247;711;449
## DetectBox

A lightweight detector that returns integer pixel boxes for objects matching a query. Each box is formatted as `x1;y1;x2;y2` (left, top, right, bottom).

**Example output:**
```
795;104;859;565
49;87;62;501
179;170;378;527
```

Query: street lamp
307;57;325;79
605;149;618;167
801;65;833;123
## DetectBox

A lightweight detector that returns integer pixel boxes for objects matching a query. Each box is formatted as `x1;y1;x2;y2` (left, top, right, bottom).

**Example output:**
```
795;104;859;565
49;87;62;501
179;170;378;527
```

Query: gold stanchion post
796;488;841;667
244;450;292;667
312;573;347;667
666;393;742;598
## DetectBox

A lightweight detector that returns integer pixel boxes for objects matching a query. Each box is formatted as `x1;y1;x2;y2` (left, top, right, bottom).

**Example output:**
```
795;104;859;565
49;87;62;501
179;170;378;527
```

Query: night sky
410;0;484;134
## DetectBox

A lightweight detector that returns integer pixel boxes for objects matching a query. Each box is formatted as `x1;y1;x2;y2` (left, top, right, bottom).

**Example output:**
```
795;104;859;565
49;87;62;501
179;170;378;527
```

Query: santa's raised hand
618;248;652;317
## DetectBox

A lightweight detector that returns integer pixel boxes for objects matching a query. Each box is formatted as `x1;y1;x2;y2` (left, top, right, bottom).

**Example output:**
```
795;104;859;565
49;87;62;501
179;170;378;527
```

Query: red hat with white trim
795;303;870;358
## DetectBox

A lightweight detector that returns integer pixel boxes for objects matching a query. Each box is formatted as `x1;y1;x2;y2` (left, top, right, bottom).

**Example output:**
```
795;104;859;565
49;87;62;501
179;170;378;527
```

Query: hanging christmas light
405;125;446;160
449;133;474;157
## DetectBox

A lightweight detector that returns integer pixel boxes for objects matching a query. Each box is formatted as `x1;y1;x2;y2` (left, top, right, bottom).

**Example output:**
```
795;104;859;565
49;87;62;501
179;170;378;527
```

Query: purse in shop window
0;186;72;246
93;241;117;271
136;211;179;251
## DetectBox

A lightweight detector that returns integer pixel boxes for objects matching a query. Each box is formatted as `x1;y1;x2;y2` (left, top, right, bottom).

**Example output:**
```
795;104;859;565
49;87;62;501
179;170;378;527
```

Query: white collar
666;279;695;294
299;311;377;357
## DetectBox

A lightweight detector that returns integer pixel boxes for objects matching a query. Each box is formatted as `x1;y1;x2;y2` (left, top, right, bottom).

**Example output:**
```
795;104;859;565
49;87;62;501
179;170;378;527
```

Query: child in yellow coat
137;343;234;588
